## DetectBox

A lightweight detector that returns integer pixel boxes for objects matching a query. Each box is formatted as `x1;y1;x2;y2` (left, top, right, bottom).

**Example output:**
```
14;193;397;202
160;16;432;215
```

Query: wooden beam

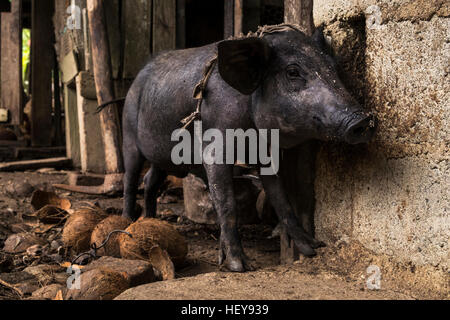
153;0;176;54
234;0;243;36
0;157;71;172
176;0;186;49
76;71;106;173
224;0;234;38
0;0;22;126
280;0;318;264
87;0;124;174
31;0;54;146
284;0;315;35
64;83;81;168
123;0;152;78
104;0;121;79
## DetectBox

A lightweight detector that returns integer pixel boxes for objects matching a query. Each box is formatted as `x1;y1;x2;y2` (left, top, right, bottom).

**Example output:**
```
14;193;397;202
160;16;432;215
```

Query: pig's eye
286;66;305;81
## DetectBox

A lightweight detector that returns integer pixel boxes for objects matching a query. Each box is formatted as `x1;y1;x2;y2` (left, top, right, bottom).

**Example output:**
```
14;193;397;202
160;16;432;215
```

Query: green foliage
22;28;30;93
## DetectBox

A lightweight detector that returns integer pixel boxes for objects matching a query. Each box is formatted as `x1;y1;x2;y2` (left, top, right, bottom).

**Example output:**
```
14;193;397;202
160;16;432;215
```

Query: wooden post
0;0;22;126
234;0;243;36
284;0;315;35
87;0;124;175
280;0;317;264
224;0;234;38
31;0;54;146
176;0;186;49
123;0;152;78
153;0;176;54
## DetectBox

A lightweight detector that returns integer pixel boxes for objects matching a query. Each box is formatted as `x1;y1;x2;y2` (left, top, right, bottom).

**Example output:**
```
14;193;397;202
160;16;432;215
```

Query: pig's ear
218;37;271;95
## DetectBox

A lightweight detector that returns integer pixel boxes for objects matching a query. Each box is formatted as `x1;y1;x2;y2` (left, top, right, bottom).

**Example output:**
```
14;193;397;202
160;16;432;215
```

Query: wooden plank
123;0;152;78
153;0;176;54
284;0;314;35
104;0;121;79
0;157;71;172
0;140;27;147
0;0;22;126
87;0;124;175
76;71;106;173
31;0;54;146
234;0;243;36
77;71;97;100
64;84;81;168
60;50;79;84
176;0;186;49
14;147;66;160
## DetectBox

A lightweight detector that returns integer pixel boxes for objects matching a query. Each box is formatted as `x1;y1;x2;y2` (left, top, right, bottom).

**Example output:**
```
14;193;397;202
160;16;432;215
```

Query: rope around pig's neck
180;24;307;129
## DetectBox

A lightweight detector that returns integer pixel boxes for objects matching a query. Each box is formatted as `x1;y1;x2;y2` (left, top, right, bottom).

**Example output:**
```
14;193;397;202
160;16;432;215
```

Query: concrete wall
312;0;449;270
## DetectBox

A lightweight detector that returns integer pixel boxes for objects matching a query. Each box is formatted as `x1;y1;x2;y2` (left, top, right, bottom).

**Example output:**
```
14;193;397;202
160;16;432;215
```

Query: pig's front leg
260;174;325;257
204;164;253;272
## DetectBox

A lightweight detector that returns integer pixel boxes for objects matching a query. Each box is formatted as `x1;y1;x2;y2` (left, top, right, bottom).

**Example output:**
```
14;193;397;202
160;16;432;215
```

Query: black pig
121;25;377;272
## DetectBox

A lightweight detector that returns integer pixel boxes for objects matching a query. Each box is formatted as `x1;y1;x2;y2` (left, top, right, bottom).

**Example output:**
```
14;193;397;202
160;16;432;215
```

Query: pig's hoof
220;251;254;272
222;257;254;273
294;241;317;257
313;239;327;249
310;239;327;249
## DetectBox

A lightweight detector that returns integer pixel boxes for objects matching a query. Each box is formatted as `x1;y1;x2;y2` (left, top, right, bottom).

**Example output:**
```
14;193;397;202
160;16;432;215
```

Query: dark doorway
185;0;224;48
243;0;284;34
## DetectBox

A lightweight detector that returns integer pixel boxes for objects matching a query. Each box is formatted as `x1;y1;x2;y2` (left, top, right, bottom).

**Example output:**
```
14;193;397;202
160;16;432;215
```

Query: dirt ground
0;171;447;300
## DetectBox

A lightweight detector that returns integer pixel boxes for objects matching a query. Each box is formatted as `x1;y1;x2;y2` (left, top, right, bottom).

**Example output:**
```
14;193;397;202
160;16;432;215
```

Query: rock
10;223;33;234
32;284;66;300
50;240;63;251
183;174;260;225
0;253;13;273
26;244;44;257
5;181;34;198
182;174;216;225
24;264;65;286
0;271;39;295
3;233;46;254
65;269;130;300
83;256;156;287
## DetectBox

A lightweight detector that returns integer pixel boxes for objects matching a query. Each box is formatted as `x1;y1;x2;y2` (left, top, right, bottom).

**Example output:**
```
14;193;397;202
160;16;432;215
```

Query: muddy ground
0;171;447;300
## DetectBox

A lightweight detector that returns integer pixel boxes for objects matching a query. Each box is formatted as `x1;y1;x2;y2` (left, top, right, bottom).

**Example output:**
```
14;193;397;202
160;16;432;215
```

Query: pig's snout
344;114;377;145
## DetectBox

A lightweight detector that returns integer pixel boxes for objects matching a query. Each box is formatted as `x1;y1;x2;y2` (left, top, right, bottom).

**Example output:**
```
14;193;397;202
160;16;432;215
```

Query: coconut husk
31;190;71;211
119;218;188;267
30;205;68;224
65;268;130;300
148;246;175;280
90;216;132;258
62;207;108;253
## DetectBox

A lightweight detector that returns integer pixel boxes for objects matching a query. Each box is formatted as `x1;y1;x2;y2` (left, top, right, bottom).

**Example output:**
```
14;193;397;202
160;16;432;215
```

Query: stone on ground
83;256;156;287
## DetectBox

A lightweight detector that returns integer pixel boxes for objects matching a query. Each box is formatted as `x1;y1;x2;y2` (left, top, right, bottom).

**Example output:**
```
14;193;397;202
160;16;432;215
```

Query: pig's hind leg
142;166;167;218
122;129;145;221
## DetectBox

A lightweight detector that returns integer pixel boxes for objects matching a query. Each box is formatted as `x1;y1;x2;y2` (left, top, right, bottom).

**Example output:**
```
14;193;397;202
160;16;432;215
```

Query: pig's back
123;43;218;165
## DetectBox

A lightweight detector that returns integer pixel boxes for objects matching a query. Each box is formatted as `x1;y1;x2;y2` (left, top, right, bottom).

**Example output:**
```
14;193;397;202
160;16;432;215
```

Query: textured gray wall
312;0;449;270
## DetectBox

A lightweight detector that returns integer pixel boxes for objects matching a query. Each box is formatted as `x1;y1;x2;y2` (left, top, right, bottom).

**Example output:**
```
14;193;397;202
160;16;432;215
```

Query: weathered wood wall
0;0;22;126
31;0;54;146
